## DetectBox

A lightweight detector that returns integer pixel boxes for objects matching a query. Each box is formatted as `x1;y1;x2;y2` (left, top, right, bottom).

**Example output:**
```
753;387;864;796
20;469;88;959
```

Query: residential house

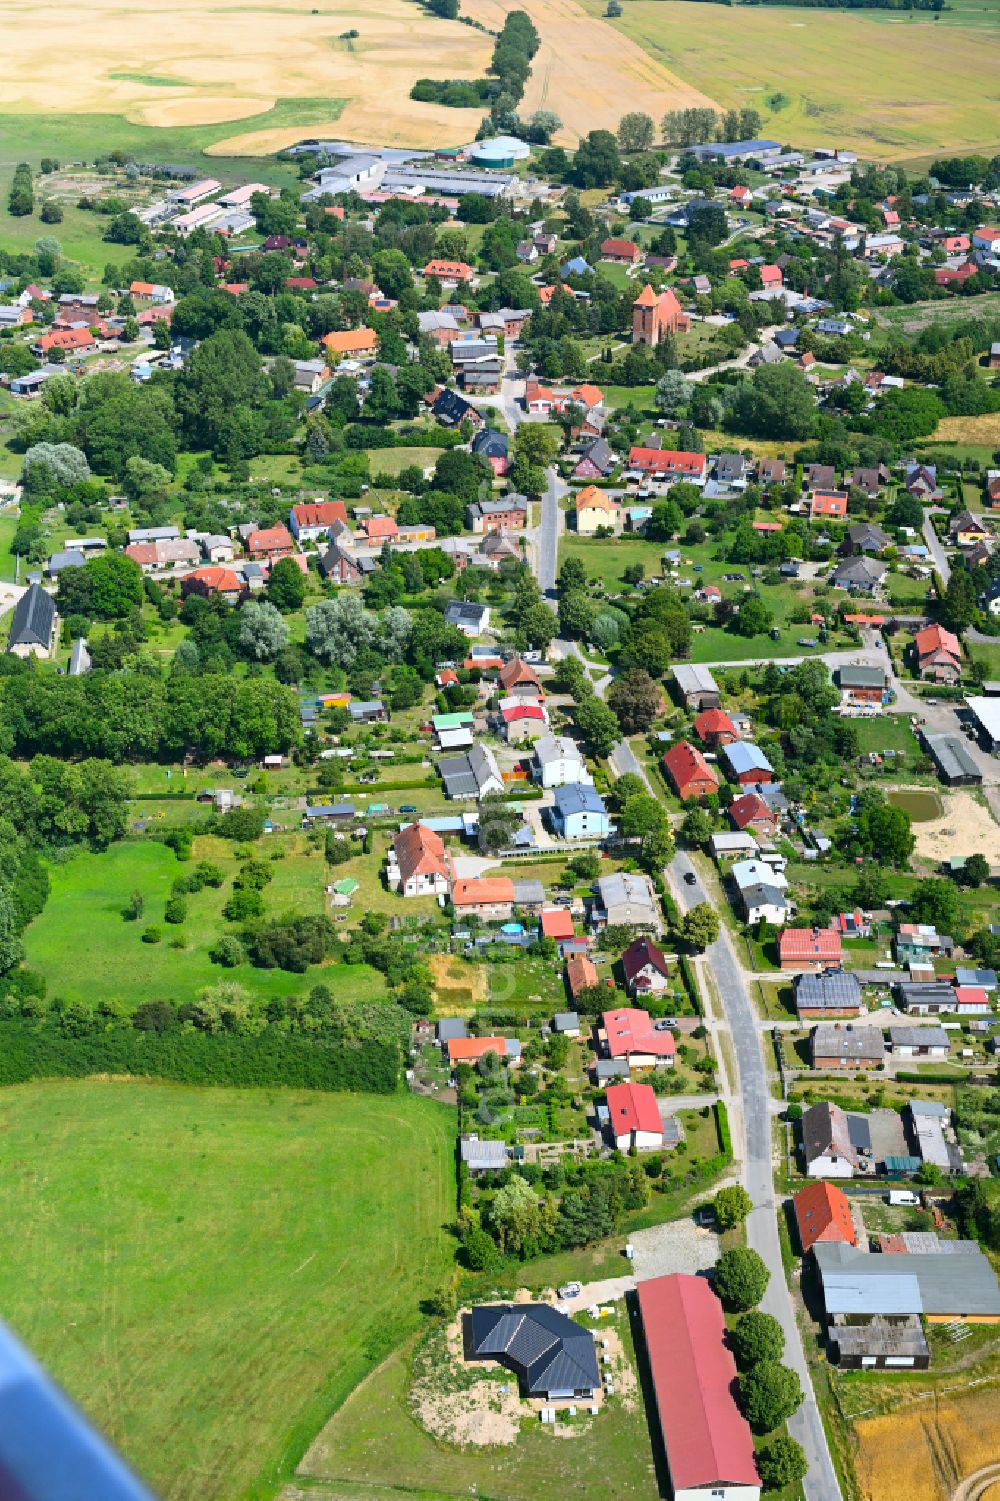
182;567;244;604
896;923;953;963
605;1081;664;1151
950;510;990;547
423;259;474;283
466;1304;599;1399
387;822;451;897
729;791;780;839
693;707;738;747
447;1035;521;1066
550;783;611;840
837;664;888;706
811;1023;884;1070
662;740;719;802
793;1182;858;1254
811;489;849;519
318;540;374;585
913;624;963;683
795;971;863;1020
632;284;690;346
444;601;490;636
32;327;94;357
636;1275;760;1501
805;463;837;490
601;1006;676;1070
621;937;671;997
471;426;509;476
723;741;774;786
499;700;548;744
627;447;707;486
432;387;480;427
289;500;348;543
573;438;615;482
247;525;295;560
801;1100;874;1178
565;954;598;1001
7;583;58;659
601;237;642;264
574;484;621;535
438;742;504;801
780;928;844;971
532;735;593;788
466;495;528;534
759;458;787;488
905;463;943;501
450;878;516;921
732;862;790;926
593;871;661;932
672;664;720;710
321;327;378;358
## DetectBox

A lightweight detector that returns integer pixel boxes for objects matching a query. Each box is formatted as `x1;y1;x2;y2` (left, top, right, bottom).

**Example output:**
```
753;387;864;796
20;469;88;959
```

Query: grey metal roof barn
815;1241;1000;1319
796;971;862;1013
466;1304;600;1397
924;733;982;786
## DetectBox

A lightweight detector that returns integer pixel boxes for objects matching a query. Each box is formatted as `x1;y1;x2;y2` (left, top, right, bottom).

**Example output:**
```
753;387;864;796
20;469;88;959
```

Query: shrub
164;895;187;924
141;925;162;944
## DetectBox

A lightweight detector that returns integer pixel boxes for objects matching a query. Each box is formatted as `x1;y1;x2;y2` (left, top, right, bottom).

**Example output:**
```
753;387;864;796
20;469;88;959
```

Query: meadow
0;1079;456;1501
588;0;1000;161
22;836;385;1008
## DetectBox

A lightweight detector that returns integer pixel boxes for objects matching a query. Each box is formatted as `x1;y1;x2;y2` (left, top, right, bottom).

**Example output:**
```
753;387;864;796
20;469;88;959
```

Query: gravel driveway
629;1219;720;1282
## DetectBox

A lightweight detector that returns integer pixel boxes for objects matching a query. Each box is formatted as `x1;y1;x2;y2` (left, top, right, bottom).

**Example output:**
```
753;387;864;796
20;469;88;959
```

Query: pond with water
887;789;943;823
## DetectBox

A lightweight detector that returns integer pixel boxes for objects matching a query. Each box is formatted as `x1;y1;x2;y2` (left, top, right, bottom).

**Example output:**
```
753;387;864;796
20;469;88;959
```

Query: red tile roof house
289;499;348;543
621;936;671;997
759;263;783;289
601;1006;676;1070
540;907;575;944
779;928;844;971
600;237;642;265
247;524;295;560
182;567;243;604
606;1081;664;1151
913;624;962;683
793;1181;857;1254
498;657;543;698
450;877;515;921
628;448;708;486
810;489;849;519
447;1036;515;1066
360;515;400;545
662;740;719;802
566;953;599;1001
693;707;738;748
729;791;780;838
422;259;474;283
387;822;452;898
32;327;95;357
637;1275;760;1501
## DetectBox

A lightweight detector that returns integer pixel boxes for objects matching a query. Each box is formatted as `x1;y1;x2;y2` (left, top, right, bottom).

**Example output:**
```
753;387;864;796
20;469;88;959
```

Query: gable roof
730;791;775;829
723;741;773;777
575;483;617;514
914;623;961;662
603;1006;675;1059
566;954;598;997
621;936;669;983
637;1275;759;1492
540;907;575;939
693;707;735;740
780;928;843;963
393;821;449;885
606;1080;662;1137
7;583;56;650
662;740;718;792
793;1181;857;1253
452;877;515;908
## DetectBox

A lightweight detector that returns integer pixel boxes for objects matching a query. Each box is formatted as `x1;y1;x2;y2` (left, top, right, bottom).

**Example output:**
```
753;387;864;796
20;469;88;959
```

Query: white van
887;1190;920;1208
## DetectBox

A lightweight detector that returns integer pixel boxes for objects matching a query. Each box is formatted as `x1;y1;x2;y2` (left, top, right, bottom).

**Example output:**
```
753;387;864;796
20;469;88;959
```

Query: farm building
793;1181;858;1255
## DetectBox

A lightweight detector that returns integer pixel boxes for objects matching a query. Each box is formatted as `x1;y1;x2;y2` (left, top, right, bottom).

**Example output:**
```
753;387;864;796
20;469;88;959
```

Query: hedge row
678;954;703;1016
715;1100;733;1159
0;1022;400;1093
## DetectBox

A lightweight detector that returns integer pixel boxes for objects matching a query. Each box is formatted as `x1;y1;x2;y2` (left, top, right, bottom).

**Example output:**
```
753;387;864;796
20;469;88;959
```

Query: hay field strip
585;0;1000;160
462;0;718;146
0;0;491;152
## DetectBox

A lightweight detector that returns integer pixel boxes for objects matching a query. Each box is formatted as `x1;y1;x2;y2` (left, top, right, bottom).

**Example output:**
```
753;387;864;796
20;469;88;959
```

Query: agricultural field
22;836;386;1008
587;0;1000;161
853;1383;1000;1501
0;0;491;160
0;1080;457;1501
463;0;715;146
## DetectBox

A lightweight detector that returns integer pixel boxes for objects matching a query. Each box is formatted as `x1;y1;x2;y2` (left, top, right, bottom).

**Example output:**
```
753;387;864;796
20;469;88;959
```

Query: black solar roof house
465;1304;600;1399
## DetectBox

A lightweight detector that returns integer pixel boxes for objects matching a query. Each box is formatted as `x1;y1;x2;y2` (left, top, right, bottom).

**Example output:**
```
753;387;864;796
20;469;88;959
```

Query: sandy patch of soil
462;0;717;146
913;790;1000;866
428;952;488;1010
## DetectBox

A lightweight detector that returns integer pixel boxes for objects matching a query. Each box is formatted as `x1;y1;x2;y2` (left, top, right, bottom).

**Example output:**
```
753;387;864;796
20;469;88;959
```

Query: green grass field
0;1080;455;1501
23;837;385;1007
588;0;1000;160
300;1319;661;1501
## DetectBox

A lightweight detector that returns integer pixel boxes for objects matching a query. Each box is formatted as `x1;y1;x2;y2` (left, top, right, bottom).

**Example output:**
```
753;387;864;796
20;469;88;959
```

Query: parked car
400;804;417;813
558;1282;582;1299
684;870;697;885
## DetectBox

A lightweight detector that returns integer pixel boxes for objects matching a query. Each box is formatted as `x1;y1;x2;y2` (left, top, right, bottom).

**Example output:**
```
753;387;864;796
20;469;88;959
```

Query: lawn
23;836;386;1007
0;1079;456;1501
588;0;1000;160
969;640;1000;680
365;446;443;479
852;717;923;757
299;1318;662;1501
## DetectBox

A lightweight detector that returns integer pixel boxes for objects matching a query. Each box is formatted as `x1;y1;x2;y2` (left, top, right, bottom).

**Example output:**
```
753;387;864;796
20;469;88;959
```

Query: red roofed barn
637;1275;760;1501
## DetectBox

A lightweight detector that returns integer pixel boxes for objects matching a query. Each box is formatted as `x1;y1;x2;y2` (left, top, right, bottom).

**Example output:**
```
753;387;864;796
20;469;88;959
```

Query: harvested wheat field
462;0;716;147
912;791;1000;867
0;0;491;151
590;0;1000;160
855;1389;1000;1501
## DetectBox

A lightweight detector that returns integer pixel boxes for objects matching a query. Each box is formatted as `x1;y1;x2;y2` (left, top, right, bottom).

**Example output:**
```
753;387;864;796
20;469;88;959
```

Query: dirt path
953;1463;1000;1501
462;0;717;145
